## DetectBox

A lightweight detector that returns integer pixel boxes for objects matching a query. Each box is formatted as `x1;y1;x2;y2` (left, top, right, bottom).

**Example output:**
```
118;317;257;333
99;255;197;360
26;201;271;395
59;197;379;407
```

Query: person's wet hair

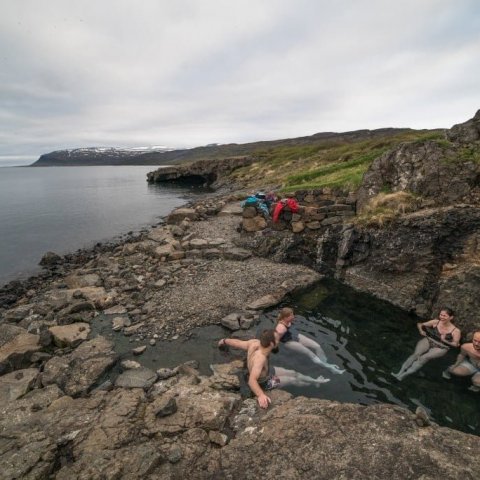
277;307;293;323
440;307;455;317
259;329;276;348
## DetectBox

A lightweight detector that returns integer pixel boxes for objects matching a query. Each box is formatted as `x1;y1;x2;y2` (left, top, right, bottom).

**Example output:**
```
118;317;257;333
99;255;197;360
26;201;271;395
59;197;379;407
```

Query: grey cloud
0;0;479;165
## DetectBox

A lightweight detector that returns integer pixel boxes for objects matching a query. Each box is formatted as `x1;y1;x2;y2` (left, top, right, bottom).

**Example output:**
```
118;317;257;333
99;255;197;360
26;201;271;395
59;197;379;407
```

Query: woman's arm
417;320;434;336
274;323;286;342
442;328;462;348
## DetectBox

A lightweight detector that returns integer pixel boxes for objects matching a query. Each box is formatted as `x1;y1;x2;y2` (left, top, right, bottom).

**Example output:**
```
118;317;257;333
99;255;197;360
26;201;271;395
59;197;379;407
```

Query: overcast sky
1;0;479;166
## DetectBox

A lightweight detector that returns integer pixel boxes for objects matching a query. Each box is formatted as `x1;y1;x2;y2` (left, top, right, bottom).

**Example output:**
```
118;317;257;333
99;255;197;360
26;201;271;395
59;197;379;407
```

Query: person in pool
218;329;329;409
442;330;480;392
392;308;461;381
274;307;345;375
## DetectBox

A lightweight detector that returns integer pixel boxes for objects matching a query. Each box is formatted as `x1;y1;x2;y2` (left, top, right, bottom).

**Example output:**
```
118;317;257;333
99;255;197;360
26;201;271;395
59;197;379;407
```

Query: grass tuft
355;191;421;227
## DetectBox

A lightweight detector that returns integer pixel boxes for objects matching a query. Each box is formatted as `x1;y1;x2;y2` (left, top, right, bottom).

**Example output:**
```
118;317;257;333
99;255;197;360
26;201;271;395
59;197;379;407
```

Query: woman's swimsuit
422;321;457;350
278;321;299;343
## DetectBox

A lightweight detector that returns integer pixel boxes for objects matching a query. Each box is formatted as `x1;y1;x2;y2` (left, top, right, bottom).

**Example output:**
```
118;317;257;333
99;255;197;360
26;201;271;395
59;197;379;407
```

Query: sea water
0;166;200;286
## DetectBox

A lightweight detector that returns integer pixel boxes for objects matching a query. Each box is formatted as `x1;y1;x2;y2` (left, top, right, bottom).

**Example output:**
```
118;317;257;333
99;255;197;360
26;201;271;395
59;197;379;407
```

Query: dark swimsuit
279;321;299;343
422;321;456;349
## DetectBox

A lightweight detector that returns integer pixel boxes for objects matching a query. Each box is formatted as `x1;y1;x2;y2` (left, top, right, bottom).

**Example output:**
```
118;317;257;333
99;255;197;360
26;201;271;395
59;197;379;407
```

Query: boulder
220;313;241;331
39;251;62;267
64;274;101;289
291;221;305;233
3;304;35;323
247;293;284;310
0;324;40;374
241;206;257;218
219;204;243;216
223;248;252;261
208;361;242;390
242;216;267;232
115;367;157;389
42;336;117;396
48;323;91;347
166;208;198;225
0;368;38;403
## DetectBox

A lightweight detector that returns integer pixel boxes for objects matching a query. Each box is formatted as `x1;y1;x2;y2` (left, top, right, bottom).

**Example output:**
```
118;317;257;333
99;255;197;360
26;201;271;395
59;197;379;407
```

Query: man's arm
218;337;253;351
248;362;271;409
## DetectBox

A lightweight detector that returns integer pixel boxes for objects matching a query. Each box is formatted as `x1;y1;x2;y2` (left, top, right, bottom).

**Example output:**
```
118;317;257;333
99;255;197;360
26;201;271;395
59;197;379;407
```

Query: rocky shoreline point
1;188;480;478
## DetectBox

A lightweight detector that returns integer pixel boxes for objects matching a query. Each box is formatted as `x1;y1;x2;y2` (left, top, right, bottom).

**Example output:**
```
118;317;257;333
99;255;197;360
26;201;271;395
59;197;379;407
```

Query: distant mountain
31;128;417;167
30;146;176;166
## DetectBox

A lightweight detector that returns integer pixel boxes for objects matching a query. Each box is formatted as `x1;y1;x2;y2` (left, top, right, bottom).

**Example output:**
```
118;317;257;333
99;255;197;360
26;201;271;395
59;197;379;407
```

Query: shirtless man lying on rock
218;329;329;409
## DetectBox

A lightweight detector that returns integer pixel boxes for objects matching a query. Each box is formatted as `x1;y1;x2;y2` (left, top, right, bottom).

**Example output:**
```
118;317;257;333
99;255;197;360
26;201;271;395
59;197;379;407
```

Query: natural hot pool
95;278;479;436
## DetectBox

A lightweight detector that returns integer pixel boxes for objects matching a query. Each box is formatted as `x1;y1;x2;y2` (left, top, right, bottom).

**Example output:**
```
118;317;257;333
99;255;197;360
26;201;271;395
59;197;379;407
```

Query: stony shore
1;191;480;479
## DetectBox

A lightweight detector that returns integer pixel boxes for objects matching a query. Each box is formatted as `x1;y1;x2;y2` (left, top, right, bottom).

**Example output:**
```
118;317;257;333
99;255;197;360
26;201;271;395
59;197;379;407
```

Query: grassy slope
229;130;445;192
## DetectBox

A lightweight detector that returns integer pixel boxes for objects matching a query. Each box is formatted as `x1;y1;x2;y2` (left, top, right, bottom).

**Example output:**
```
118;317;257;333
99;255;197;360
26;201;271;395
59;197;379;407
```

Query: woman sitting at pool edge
274;307;345;374
392;307;461;381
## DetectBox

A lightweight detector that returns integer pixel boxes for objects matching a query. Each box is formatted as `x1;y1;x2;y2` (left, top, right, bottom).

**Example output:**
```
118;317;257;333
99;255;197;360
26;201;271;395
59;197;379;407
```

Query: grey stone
154;396;177;417
49;323;90;347
0;368;38;403
223;247;252;261
220;313;240;330
115;367;157;389
42;336;117;396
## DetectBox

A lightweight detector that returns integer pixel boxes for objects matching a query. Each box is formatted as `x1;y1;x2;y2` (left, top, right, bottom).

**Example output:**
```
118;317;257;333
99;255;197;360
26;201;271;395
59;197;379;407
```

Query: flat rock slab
0;324;40;374
104;305;127;315
219;204;243;216
247;293;283;310
42;336;117;396
49;323;91;347
64;274;101;289
45;287;108;309
115;367;157;389
223;248;252;261
0;368;38;403
167;208;197;225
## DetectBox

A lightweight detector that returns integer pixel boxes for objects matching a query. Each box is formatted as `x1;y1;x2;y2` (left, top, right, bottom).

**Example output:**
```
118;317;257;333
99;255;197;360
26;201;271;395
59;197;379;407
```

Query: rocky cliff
147;156;255;186
236;111;480;332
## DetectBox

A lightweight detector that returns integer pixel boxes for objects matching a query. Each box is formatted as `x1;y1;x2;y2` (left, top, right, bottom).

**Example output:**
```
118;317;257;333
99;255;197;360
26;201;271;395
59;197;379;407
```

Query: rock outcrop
146;156;254;186
1;361;479;479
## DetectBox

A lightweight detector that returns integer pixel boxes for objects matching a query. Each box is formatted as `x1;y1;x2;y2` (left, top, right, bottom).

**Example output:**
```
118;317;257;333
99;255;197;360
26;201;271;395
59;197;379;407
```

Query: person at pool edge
275;307;345;374
392;307;461;381
218;329;329;409
443;330;480;392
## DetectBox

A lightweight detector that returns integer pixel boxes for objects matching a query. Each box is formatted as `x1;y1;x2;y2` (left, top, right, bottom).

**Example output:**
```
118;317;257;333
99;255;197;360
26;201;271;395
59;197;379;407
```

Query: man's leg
469;372;480;392
297;334;328;362
273;366;330;387
445;364;474;378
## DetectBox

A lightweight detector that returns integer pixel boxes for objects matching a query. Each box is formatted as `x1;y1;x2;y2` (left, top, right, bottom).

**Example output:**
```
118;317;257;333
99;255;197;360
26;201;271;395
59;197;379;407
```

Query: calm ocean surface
0;166;197;286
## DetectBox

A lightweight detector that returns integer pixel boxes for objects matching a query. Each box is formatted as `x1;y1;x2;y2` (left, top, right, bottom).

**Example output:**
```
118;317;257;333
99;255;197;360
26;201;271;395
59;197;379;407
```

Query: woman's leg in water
393;338;430;378
297;334;328;362
273;366;330;387
396;347;447;380
285;339;345;374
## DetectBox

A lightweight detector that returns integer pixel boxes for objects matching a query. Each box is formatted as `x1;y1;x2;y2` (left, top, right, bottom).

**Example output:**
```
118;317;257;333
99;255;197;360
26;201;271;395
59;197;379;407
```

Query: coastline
2;185;480;478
